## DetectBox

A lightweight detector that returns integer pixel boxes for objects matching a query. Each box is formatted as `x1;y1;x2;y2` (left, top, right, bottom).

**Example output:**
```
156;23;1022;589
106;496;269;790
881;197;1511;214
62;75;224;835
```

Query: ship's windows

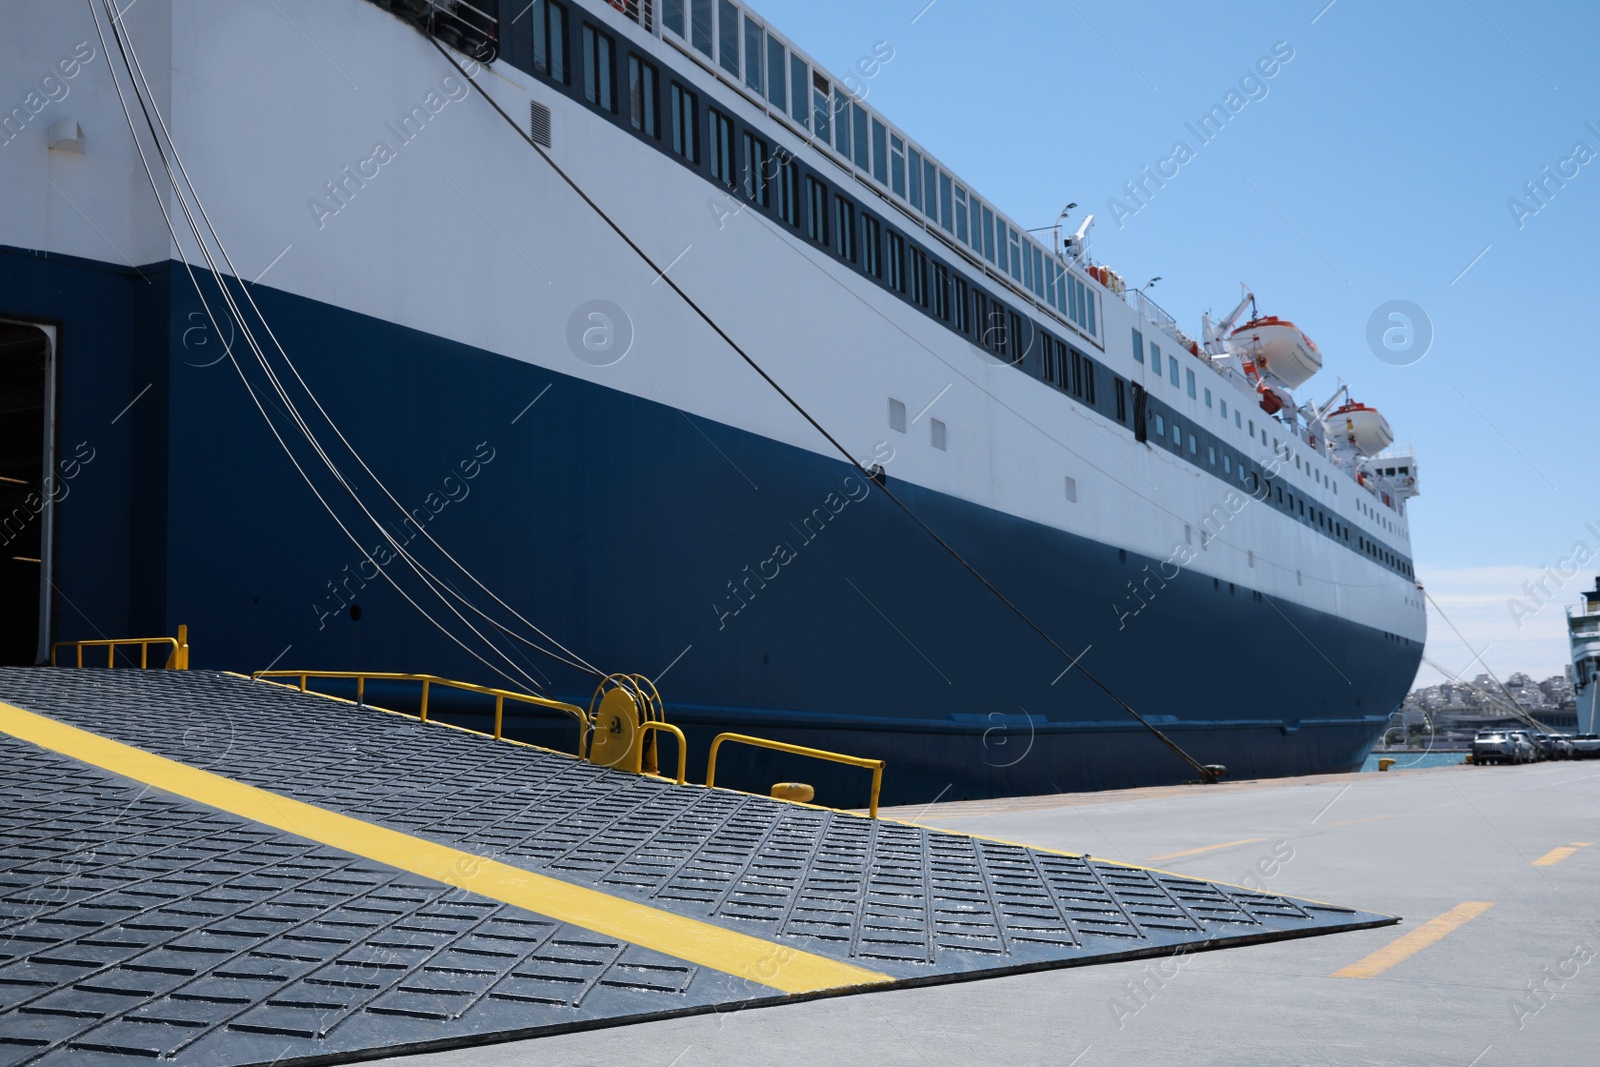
765;34;786;111
1116;379;1128;422
890;135;906;197
938;172;954;233
995;223;1008;276
982;206;996;263
1186;368;1197;399
954;186;969;244
687;0;713;57
708;109;734;186
742;132;770;206
812;73;831;142
1172;423;1182;447
1223;455;1232;474
1084;360;1096;405
1170;359;1179;387
1220;399;1226;419
911;250;928;306
1022;241;1034;292
833;88;853;158
908;148;923;209
1008;228;1022;281
541;1;569;83
778;156;799;225
1154;413;1165;436
717;0;739;74
835;196;857;262
862;215;882;276
1086;285;1096;335
968;197;985;255
888;398;907;433
1065;476;1078;502
628;57;659;138
1235;411;1242;428
805;177;828;243
582;26;616;112
953;279;970;333
1150;344;1161;377
669;83;698;163
1132;329;1144;364
1188;433;1198;455
663;0;685;37
887;232;905;292
1276;486;1283;503
923;160;938;223
743;16;764;93
1042;336;1057;386
853;104;870;171
933;264;950;319
790;55;809;125
931;418;948;451
1204;387;1212;408
1185;524;1193;545
1208;445;1216;465
872;119;888;184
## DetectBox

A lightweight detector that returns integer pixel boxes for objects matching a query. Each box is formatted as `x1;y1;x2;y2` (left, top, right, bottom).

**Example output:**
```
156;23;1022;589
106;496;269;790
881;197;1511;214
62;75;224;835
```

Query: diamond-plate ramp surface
0;669;1396;1064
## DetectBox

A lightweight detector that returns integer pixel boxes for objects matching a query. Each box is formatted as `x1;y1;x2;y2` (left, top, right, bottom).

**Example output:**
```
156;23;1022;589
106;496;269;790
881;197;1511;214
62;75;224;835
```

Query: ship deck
0;668;1404;1066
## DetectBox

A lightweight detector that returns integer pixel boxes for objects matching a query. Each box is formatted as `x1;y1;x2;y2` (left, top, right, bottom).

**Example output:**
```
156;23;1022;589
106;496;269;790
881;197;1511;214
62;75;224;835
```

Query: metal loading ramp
0;669;1396;1066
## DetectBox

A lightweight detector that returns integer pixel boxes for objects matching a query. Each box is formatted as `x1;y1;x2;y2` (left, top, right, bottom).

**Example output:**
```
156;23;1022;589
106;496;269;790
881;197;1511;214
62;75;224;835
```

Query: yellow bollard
1378;757;1395;772
771;782;816;803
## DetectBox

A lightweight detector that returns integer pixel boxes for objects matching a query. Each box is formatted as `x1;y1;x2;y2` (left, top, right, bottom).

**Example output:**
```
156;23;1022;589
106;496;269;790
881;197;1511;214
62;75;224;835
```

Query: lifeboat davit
1331;401;1394;456
1229;316;1322;389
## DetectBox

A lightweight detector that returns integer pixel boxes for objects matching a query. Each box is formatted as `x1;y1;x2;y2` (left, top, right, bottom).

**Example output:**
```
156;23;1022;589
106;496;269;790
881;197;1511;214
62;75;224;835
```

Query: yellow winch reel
586;674;666;775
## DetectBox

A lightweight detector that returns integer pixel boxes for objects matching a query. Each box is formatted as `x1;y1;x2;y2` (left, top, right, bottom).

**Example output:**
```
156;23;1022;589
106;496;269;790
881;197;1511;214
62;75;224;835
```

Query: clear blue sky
756;0;1599;685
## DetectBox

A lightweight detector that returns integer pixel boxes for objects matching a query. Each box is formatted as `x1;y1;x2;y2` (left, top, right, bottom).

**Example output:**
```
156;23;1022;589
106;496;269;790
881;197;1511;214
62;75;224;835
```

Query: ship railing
605;0;655;32
705;732;885;818
1570;603;1600;621
380;0;499;61
51;625;189;669
251;670;590;757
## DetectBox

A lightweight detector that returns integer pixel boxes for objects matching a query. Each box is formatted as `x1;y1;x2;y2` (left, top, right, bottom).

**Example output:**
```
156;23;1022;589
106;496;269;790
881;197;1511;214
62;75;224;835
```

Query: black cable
425;34;1220;782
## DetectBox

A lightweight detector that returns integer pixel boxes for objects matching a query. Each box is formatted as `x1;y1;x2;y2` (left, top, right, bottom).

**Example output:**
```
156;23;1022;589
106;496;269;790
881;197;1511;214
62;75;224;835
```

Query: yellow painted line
1331;901;1494;978
0;700;889;995
1532;842;1592;867
1146;837;1268;863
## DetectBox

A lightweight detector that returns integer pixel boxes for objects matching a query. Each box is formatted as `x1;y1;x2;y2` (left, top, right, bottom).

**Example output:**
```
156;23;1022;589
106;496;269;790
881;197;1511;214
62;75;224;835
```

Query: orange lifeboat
1229;316;1322;388
1331;401;1394;456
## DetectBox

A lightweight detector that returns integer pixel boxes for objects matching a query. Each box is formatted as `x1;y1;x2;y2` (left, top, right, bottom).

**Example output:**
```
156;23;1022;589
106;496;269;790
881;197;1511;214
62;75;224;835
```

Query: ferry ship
0;0;1426;802
1571;579;1600;735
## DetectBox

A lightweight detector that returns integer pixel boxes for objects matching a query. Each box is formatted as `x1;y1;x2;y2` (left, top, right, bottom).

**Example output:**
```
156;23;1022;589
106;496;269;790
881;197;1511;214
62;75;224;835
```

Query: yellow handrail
252;670;590;758
706;732;885;819
51;624;189;670
636;720;688;785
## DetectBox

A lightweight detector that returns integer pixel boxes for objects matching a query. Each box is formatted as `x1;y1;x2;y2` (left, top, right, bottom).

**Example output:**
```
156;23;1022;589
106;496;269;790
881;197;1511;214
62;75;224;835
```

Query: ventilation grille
529;100;552;148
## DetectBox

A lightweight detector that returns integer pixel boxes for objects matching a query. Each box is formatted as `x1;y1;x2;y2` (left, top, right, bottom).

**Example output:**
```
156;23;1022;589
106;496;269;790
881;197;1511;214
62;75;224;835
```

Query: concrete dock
377;761;1600;1067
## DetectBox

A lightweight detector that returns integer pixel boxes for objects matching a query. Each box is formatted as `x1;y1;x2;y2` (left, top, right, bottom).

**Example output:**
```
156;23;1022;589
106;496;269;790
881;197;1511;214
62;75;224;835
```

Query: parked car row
1472;730;1600;764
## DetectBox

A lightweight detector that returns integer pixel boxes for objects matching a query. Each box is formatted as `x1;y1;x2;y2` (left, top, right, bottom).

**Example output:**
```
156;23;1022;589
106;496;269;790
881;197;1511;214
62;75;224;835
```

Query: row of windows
659;0;1095;336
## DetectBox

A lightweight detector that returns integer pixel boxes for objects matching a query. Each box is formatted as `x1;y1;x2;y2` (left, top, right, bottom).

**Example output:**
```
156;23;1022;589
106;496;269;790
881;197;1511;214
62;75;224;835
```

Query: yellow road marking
1331;902;1494;978
1146;837;1268;863
1532;842;1592;867
0;700;889;995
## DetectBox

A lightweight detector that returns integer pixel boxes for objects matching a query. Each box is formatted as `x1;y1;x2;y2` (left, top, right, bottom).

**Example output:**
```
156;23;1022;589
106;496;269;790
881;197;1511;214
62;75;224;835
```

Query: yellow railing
637;720;688;784
251;670;590;758
52;624;189;669
706;732;885;818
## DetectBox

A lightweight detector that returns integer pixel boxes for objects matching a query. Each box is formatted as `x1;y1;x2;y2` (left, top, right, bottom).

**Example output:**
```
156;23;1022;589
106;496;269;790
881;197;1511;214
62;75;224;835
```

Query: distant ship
1;0;1426;801
1571;578;1600;734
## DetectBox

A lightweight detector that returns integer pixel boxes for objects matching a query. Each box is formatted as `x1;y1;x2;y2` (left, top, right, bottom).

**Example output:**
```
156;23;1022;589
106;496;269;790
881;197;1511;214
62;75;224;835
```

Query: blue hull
3;251;1412;802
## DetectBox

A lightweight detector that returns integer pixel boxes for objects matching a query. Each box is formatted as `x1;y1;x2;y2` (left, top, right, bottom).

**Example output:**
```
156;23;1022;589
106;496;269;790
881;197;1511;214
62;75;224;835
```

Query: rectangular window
1086;287;1096;334
708;109;734;186
765;35;786;111
982;206;995;262
954;187;969;244
862;215;881;276
871;119;888;184
1186;368;1196;399
938;172;953;232
1084;359;1096;405
582;26;616;112
1042;336;1057;386
1172;423;1182;447
742;132;769;205
1150;344;1161;377
690;0;712;57
888;232;905;292
1116;379;1127;422
547;1;569;83
669;83;698;162
1155;413;1165;435
1023;242;1033;292
908;148;923;209
1132;328;1144;363
923;160;938;223
1169;358;1179;387
834;88;852;158
717;0;739;75
835;196;857;262
852;104;870;170
953;278;970;333
663;0;684;36
933;263;950;320
1204;387;1212;408
911;250;928;306
790;54;808;124
890;135;906;197
1008;229;1022;281
806;177;828;243
742;16;763;93
629;56;659;138
778;156;799;225
931;418;947;451
812;73;830;143
1220;399;1227;419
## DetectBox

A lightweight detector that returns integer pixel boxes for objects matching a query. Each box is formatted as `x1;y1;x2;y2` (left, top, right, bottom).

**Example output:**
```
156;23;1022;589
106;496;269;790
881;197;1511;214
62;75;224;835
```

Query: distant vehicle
1571;735;1600;759
1530;733;1560;760
1507;731;1538;763
1472;731;1514;765
1549;735;1575;759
